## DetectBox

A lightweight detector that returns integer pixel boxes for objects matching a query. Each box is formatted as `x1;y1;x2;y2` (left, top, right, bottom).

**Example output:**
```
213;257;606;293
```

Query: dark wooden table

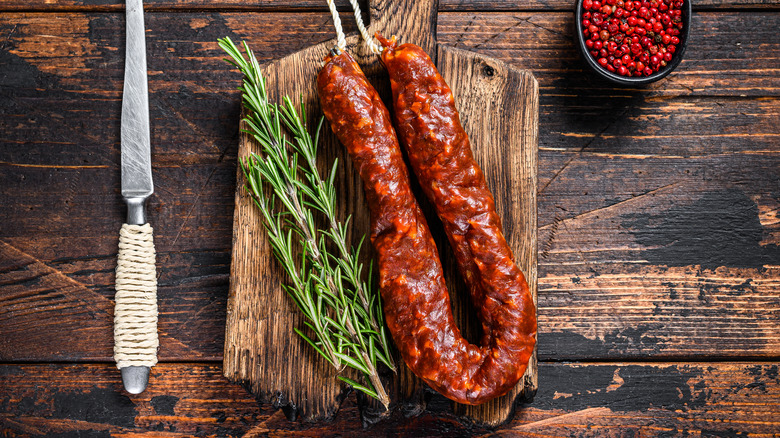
1;0;778;436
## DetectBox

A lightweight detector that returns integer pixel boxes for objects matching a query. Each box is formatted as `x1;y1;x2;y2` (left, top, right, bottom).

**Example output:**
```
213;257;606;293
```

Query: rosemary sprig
219;37;395;409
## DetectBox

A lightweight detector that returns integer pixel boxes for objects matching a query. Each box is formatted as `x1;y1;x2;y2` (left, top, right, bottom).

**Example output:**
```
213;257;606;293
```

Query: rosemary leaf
219;36;394;409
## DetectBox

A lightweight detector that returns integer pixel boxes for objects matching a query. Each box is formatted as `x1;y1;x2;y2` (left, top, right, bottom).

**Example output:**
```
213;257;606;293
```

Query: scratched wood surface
224;0;537;425
0;363;778;436
223;0;440;424
7;0;780;11
0;0;779;436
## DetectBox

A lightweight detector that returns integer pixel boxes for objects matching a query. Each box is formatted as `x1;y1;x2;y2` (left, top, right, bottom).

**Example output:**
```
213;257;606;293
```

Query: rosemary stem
219;36;394;407
362;350;390;409
343;308;390;408
246;164;344;371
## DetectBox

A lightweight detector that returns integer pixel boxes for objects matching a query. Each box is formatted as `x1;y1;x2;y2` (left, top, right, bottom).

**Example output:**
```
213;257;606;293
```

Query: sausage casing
317;47;536;405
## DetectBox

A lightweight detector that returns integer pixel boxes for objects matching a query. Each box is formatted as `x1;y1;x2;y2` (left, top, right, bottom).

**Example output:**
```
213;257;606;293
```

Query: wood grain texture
0;2;779;434
3;0;777;12
3;12;777;96
438;12;780;97
0;0;369;12
224;0;541;425
0;11;778;364
0;362;777;436
224;0;440;423
439;0;780;10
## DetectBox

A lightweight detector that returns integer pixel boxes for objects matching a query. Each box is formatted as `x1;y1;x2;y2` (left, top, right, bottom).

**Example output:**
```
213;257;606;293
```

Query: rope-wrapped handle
114;223;158;369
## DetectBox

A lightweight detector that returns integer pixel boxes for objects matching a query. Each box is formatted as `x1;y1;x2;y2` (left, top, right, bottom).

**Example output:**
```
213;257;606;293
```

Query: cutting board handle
365;0;438;56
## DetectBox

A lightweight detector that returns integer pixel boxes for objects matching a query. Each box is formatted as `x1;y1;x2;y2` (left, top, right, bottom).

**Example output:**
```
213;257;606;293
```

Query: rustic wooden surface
0;0;778;436
224;0;538;426
224;0;443;425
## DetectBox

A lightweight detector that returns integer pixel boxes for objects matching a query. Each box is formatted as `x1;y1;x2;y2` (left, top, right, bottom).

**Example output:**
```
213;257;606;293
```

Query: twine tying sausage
325;0;381;55
326;0;347;52
114;223;159;368
347;0;381;54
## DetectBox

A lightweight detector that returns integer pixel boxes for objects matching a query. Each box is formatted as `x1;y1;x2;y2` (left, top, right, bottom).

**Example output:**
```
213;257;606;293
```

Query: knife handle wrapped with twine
114;223;159;369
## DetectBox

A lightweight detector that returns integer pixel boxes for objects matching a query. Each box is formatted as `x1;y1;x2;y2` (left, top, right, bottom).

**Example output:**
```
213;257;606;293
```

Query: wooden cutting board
224;0;538;427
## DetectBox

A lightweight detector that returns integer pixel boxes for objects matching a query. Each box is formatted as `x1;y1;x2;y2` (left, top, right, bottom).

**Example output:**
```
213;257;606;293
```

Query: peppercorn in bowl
575;0;691;85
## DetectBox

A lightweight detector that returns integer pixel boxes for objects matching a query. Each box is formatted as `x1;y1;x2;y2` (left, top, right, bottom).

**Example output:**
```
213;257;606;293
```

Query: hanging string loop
326;0;347;52
348;0;381;55
324;0;381;55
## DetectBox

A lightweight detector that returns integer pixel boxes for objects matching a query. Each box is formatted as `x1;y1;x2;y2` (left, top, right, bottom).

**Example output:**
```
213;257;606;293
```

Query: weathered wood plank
1;0;776;13
440;0;780;10
2;12;777;98
224;0;440;423
0;237;230;361
1;11;778;364
539;266;780;358
0;364;262;437
497;362;780;437
437;12;780;96
535;146;780;244
537;97;780;155
0;0;368;12
0;363;777;436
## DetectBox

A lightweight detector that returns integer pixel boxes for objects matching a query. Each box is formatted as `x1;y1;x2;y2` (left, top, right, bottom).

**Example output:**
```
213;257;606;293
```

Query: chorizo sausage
317;46;536;405
375;32;537;400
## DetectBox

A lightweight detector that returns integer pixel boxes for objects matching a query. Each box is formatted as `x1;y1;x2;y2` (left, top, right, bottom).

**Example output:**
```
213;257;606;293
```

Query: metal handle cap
121;366;150;394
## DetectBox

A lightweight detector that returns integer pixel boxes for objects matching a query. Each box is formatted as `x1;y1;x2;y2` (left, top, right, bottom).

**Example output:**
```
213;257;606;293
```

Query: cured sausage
317;46;536;405
375;32;537;400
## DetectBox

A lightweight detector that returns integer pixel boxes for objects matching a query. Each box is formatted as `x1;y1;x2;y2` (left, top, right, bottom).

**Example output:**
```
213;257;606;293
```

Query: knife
114;0;158;395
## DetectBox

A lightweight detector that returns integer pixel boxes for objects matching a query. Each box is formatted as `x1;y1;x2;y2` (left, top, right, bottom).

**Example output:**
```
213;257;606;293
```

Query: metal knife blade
121;0;153;205
116;0;156;395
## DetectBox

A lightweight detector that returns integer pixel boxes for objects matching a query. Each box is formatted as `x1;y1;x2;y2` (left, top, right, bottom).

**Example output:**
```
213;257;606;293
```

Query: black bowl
575;0;691;85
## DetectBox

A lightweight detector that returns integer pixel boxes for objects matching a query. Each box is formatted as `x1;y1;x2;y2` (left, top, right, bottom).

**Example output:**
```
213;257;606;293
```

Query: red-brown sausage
375;33;537;399
317;46;536;405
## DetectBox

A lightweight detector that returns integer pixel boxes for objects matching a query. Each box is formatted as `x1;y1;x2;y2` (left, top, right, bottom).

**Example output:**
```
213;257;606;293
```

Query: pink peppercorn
581;0;684;77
